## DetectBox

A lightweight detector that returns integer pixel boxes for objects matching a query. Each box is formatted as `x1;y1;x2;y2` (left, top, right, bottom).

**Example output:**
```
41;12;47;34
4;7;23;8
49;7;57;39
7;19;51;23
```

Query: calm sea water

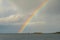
0;33;60;40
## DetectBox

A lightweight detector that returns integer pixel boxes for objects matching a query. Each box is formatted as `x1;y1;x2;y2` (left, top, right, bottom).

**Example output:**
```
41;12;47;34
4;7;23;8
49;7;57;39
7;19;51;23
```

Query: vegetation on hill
52;32;60;34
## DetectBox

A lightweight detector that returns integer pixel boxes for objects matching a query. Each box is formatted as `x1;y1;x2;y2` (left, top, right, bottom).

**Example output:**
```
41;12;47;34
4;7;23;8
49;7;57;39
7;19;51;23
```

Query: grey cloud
0;0;60;33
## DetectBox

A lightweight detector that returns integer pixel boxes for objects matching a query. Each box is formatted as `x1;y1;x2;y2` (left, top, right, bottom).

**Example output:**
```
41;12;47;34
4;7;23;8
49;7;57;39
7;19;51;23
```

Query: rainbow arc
18;0;48;33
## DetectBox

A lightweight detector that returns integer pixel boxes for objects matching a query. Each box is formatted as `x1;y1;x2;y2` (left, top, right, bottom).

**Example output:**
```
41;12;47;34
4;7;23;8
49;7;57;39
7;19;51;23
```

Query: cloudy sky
0;0;60;33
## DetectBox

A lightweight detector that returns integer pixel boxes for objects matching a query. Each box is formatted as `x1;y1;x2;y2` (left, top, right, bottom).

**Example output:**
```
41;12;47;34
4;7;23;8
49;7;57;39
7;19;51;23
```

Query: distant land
32;32;60;34
51;32;60;34
0;32;60;34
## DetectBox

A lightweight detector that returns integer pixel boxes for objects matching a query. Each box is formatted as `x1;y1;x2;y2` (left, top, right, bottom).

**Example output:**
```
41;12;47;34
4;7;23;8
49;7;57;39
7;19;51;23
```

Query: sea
0;33;60;40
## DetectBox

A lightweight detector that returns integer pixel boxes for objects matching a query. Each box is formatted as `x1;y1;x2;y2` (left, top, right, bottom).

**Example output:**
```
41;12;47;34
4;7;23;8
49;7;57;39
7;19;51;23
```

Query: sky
0;0;60;33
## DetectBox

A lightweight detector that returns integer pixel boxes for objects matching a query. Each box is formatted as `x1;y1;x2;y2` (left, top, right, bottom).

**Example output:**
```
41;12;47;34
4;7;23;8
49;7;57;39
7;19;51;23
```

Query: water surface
0;33;60;40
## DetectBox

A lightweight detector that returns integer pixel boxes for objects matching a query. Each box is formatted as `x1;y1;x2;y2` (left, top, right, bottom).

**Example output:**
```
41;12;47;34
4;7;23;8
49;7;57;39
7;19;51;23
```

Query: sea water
0;33;60;40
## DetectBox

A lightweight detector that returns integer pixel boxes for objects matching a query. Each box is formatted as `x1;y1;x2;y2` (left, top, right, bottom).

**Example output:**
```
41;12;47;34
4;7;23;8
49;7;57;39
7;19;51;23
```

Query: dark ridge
51;32;60;34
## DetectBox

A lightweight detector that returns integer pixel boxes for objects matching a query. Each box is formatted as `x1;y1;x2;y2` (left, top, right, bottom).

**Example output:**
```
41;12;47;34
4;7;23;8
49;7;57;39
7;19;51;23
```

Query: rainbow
18;0;48;33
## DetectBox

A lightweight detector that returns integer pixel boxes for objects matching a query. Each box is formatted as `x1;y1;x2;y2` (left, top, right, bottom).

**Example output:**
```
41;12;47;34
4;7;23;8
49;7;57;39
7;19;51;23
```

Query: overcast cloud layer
0;0;60;33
